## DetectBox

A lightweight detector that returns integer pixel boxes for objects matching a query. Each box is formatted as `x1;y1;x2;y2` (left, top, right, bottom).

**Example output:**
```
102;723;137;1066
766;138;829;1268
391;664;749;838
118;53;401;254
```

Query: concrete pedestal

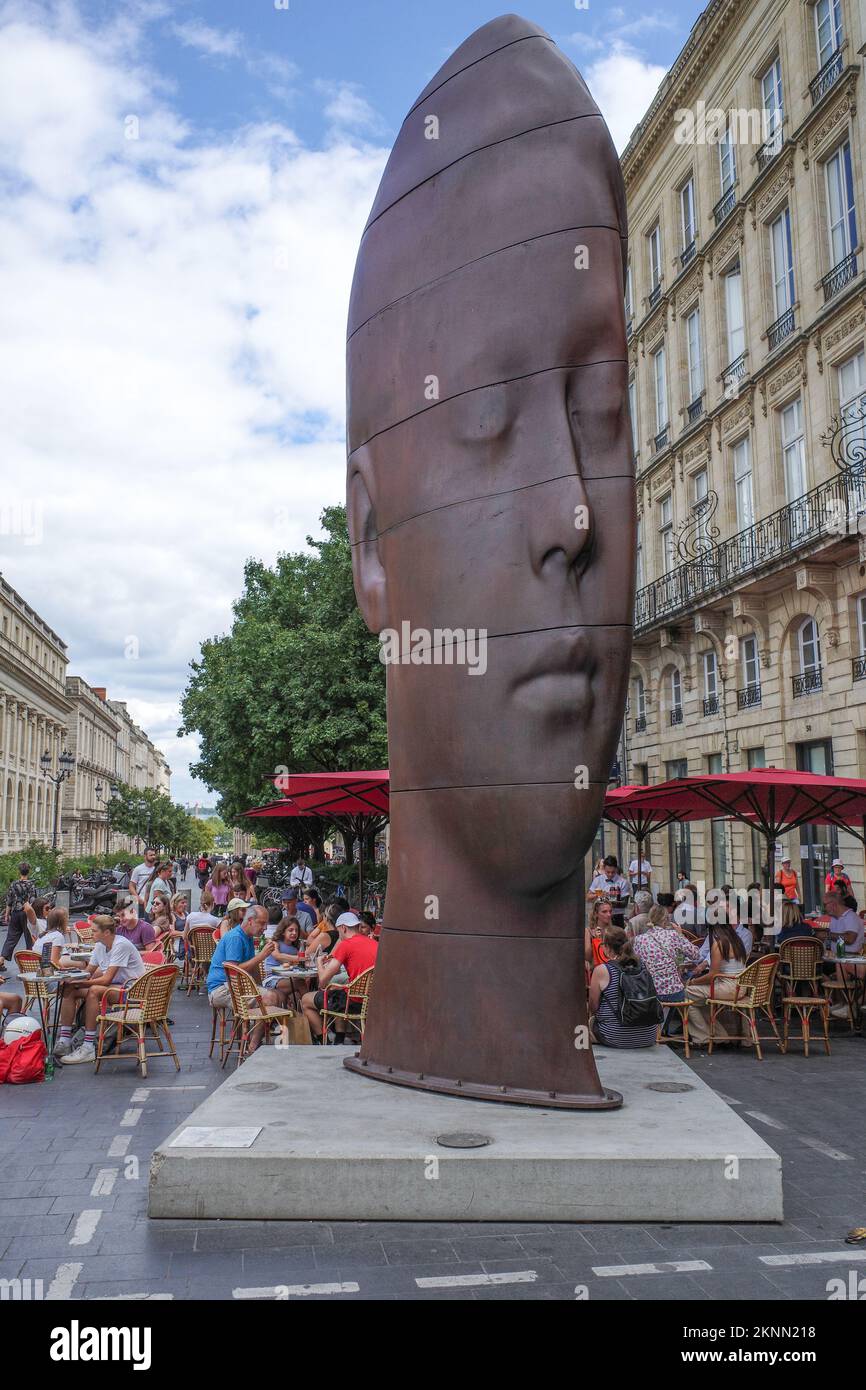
148;1047;782;1222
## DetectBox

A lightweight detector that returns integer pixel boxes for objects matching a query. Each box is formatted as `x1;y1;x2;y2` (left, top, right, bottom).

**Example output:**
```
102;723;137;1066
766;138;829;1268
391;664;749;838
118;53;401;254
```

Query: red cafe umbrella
619;768;866;912
602;785;685;892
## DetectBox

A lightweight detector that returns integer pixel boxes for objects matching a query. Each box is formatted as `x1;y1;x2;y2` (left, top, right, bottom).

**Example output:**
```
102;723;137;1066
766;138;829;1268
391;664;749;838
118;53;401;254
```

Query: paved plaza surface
1;872;864;1302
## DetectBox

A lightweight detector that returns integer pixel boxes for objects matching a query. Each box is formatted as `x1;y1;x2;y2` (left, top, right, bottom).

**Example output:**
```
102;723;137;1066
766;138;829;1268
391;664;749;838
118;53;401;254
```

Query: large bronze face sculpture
345;15;634;1107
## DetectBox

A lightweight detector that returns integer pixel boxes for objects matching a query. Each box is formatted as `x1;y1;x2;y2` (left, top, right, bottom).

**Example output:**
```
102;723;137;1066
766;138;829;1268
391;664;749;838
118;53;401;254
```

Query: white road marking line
90;1168;118;1197
69;1210;102;1246
745;1110;786;1130
593;1260;712;1277
761;1251;866;1268
798;1136;852;1161
416;1271;537;1288
90;1293;174;1300
107;1135;131;1157
715;1092;742;1106
46;1262;83;1300
233;1282;360;1299
142;1085;206;1090
121;1108;142;1127
130;1088;150;1104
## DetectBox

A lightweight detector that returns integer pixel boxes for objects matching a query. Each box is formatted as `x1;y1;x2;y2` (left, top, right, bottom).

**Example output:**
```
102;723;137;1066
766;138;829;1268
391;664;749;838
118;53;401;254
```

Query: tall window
770;208;795;316
815;0;843;69
693;467;710;548
636;516;644;589
761;57;784;146
825;142;857;267
798;617;821;674
708;751;728;881
838;351;866;501
733;437;754;529
703;650;718;701
633;675;646;726
780;396;806;501
858;594;866;655
725;266;745;362
686;307;703;402
681;179;696;249
742;634;760;692
653;345;668;431
625;263;634;322
719;119;737;193
628;378;637;456
671;667;682;713
659;494;674;573
648;224;662;291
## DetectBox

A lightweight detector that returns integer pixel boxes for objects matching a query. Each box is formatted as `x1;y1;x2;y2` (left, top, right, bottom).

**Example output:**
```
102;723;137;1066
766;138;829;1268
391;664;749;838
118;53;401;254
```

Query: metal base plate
342;1054;623;1110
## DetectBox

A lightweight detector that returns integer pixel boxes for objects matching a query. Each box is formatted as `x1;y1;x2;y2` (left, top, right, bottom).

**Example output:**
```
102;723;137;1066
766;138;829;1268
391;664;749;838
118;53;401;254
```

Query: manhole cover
234;1082;280;1093
645;1082;694;1094
435;1131;492;1149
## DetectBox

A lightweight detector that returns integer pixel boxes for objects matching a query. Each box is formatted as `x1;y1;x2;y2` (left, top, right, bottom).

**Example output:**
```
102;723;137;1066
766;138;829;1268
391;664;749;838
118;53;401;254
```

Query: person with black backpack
588;925;661;1048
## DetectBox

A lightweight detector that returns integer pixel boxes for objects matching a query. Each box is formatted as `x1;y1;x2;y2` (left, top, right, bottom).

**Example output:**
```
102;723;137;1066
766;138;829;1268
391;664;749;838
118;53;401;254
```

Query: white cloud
0;3;387;805
171;20;241;59
585;45;668;152
315;79;385;137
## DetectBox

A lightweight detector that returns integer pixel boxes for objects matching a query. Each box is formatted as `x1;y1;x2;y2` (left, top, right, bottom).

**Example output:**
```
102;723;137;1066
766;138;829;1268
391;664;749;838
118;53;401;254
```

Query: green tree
179;505;387;829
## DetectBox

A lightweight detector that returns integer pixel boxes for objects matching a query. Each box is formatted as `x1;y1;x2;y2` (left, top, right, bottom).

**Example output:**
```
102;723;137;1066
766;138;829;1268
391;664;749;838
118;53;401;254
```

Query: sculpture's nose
528;473;594;582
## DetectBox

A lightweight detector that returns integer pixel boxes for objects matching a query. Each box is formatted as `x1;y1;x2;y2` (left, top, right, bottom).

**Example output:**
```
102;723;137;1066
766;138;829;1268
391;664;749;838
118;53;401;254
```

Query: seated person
673;884;705;931
684;924;748;1044
56;915;147;1064
358;911;377;937
587;855;629;900
39;906;77;969
633;903;702;1006
304;905;340;958
588;926;658;1049
279;888;316;936
825;893;865;955
114;896;157;952
301;911;378;1042
263;904;284;939
777;899;812;946
206;904;278;1053
584;897;613;970
626;890;654;938
264;917;303;1003
185;889;221;934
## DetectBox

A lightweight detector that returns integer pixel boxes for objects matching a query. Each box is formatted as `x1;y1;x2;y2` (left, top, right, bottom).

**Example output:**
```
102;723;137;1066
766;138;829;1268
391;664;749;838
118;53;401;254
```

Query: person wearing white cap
301;910;378;1042
824;859;852;897
774;855;801;903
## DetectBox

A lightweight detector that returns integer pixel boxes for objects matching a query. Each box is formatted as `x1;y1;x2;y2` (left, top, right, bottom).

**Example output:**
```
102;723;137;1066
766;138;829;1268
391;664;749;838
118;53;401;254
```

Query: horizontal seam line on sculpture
403;34;554;122
351;473;634;544
348;223;622;341
364;111;606;235
390;780;612;793
349;361;627;453
381;624;633;644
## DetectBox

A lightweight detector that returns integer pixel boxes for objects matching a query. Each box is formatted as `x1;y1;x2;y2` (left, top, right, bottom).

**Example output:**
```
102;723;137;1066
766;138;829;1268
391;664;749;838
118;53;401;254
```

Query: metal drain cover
645;1082;694;1093
234;1082;280;1093
435;1131;492;1149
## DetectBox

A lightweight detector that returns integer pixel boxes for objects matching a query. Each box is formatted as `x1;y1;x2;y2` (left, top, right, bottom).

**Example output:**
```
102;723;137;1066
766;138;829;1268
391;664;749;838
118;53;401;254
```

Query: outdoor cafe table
823;951;866;1026
270;965;318;1007
18;969;91;1052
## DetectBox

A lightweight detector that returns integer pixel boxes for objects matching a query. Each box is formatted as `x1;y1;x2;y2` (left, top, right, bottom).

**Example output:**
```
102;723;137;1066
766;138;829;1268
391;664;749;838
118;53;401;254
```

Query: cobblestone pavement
1;873;864;1301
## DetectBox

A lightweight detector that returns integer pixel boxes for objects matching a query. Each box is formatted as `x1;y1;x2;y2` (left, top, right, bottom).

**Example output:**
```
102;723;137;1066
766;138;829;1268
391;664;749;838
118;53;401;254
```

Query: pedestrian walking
0;861;38;967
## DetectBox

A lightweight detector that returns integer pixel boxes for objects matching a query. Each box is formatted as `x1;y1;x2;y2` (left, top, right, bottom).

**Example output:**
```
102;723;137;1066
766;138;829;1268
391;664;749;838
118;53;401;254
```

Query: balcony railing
756;126;783;173
687;395;704;424
680;240;696;270
822;252;857;302
767;307;795;352
793;668;823;698
853;654;866;682
722;352;747;394
737;684;762;709
810;47;844;105
635;469;866;635
634;714;647;733
654;426;669;453
670;707;684;726
703;695;719;716
648;283;662;309
713;186;736;226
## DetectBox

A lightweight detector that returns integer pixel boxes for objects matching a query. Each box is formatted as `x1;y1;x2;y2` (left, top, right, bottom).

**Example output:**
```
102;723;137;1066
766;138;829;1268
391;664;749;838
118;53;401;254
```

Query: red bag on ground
2;1031;47;1083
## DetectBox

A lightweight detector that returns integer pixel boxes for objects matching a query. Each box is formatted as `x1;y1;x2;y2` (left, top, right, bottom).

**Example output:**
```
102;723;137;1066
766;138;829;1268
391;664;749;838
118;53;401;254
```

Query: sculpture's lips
511;630;595;683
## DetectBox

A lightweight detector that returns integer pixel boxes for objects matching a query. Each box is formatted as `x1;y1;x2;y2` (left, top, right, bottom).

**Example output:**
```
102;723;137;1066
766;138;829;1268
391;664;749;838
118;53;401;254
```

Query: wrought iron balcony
756;126;783;173
810;48;843;106
634;714;647;733
793;668;823;698
737;684;762;710
722;352;747;394
767;307;795;352
670;706;684;726
713;186;736;226
853;654;866;682
648;283;662;309
687;395;704;424
654;426;669;453
703;695;719;716
634;469;862;636
822;252;857;302
680;240;696;270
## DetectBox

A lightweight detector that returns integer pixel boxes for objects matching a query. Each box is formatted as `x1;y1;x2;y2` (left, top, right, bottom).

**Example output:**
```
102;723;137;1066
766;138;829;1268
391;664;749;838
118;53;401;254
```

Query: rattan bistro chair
707;954;784;1060
657;999;691;1058
14;949;54;1043
778;937;831;1056
94;964;180;1077
185;925;217;996
321;968;375;1045
221;962;296;1068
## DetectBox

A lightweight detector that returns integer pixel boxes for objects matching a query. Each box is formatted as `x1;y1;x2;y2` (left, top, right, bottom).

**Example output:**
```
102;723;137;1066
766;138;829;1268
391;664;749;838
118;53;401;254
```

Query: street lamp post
94;781;120;856
40;749;75;851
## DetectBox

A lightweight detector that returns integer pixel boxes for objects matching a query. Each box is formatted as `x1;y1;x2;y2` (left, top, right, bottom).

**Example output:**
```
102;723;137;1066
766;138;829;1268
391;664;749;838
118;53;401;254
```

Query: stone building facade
606;0;866;909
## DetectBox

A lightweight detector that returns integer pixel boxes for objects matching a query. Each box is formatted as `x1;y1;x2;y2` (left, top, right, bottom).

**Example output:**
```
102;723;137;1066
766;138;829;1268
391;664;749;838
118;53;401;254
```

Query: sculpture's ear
347;449;388;635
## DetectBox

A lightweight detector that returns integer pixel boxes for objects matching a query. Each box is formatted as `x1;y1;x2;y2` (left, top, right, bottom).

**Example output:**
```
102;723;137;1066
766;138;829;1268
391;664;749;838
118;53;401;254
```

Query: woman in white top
39;906;77;970
685;924;748;1043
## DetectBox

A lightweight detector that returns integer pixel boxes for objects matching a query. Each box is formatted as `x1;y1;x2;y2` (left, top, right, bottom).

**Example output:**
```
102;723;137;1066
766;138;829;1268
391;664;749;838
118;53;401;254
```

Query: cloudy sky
0;0;693;806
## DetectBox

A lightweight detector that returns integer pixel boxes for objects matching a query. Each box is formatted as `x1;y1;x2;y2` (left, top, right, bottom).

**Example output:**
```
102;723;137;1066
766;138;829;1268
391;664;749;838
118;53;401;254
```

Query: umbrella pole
636;829;644;892
766;834;775;928
358;818;365;911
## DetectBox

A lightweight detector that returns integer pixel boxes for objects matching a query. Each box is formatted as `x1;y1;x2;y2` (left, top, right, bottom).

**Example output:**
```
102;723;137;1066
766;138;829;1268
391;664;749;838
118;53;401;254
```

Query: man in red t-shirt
302;911;378;1042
